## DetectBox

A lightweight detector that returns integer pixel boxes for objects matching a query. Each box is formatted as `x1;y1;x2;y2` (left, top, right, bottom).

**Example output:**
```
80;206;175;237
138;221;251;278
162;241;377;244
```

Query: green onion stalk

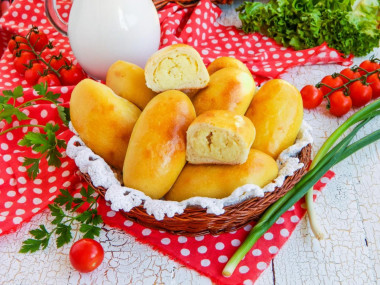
306;100;380;239
222;99;380;277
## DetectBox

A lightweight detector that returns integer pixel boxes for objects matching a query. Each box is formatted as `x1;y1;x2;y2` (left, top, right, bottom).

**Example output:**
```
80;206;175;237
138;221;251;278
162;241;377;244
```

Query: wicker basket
81;144;311;236
153;0;233;10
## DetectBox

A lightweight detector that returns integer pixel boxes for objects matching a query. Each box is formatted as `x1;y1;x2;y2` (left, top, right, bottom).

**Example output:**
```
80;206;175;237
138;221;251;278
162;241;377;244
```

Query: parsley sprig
0;83;69;179
20;185;103;253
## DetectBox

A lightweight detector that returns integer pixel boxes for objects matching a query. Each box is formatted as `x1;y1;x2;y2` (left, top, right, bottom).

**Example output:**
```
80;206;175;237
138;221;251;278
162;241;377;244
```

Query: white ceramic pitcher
45;0;161;80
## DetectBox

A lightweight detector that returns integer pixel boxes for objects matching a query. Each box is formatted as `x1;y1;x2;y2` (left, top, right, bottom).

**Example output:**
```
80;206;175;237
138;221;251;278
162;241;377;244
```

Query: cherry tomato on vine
37;73;61;86
366;72;380;99
12;43;32;57
358;60;380;75
300;85;324;109
49;54;71;71
349;81;372;107
25;62;45;86
59;65;86;85
69;239;104;273
328;91;352;117
338;68;361;84
8;36;27;54
13;52;36;75
29;30;49;51
320;75;344;96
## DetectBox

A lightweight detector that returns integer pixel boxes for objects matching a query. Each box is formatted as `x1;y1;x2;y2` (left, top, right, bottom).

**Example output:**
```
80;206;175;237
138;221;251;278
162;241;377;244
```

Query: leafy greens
238;0;380;56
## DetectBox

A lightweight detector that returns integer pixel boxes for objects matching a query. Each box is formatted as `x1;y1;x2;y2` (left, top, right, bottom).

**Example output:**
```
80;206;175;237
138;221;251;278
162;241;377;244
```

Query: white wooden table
1;2;379;284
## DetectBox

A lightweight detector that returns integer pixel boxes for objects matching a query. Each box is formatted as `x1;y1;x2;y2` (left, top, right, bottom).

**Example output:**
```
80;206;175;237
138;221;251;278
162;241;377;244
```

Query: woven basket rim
68;121;313;236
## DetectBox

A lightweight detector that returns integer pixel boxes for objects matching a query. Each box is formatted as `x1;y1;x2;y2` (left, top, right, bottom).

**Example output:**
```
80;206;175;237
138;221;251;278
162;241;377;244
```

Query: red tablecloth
0;1;342;284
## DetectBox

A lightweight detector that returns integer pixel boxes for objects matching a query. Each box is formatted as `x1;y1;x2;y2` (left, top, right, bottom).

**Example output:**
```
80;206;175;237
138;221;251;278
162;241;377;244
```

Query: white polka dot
308;50;315;54
198;246;207;254
13;217;23;224
33;198;42;205
239;266;250;274
9;178;17;186
33;188;42;194
195;236;204;241
49;186;57;193
0;179;4;185
244;224;252;231
201;259;210;267
181;248;190;256
48;176;57;183
18;166;26;172
243;280;254;285
48;166;56;172
1;143;9;150
63;181;71;187
34;179;42;185
252;249;262;256
6;132;13;141
142;229;151;236
62;170;70;177
215;242;225;250
276;217;285;224
18;188;27;194
107;210;116;217
0;216;6;222
218;255;228;263
4;202;13;208
257;262;267;270
17;177;27;184
17;196;27;203
178;236;187;243
231;239;241;247
16;209;25;215
40;110;48;118
264;232;273;240
291;216;300;223
3;154;11;162
31;207;40;214
320;177;330;184
284;53;292;58
124;220;133;227
7;191;16;197
269;246;279;254
161;238;171;245
280;229;289;237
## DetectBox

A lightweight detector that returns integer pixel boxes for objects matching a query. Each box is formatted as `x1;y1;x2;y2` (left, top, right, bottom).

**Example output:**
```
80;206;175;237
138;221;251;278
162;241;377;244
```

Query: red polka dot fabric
0;0;339;284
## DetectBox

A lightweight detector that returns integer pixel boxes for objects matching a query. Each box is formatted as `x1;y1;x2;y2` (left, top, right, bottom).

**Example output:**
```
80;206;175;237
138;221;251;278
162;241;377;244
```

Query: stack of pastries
70;44;303;202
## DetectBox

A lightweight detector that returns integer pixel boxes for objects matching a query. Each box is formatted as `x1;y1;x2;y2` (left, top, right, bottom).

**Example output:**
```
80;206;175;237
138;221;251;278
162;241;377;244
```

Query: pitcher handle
44;0;68;36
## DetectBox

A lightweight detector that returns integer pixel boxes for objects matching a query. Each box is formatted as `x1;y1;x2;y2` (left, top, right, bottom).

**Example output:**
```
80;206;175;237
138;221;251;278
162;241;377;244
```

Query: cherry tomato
49;54;71;71
59;65;86;85
338;68;361;84
29;30;49;51
8;36;28;54
358;60;380;75
25;62;45;86
14;52;36;75
12;43;32;57
69;239;104;273
300;85;324;109
37;73;61;86
328;91;352;117
366;72;380;99
348;80;372;107
320;75;344;96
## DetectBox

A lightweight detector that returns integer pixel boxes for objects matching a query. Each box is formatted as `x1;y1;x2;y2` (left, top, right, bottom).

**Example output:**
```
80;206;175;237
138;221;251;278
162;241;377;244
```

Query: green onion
306;99;380;239
222;99;380;277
